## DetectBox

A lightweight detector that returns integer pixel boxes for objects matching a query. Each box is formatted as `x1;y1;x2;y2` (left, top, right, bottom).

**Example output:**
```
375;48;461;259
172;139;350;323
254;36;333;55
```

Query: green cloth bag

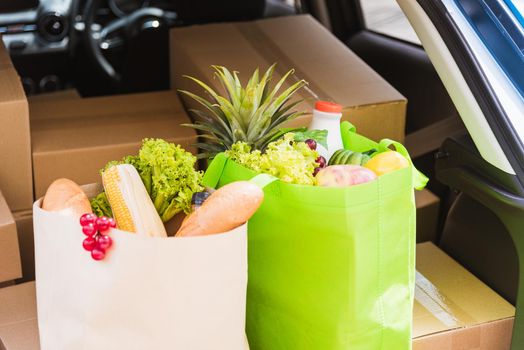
203;122;428;350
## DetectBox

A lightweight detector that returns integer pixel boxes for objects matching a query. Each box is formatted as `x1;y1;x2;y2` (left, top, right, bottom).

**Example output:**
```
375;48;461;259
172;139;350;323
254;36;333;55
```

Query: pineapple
179;64;307;158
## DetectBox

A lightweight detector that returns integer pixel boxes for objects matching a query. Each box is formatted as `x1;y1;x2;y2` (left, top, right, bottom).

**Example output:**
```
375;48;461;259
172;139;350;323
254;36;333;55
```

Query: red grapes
79;213;115;261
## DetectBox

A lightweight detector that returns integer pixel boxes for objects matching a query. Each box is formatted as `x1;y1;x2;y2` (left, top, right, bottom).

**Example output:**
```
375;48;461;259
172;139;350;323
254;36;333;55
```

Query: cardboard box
13;210;34;283
405;116;467;159
415;189;440;243
27;88;80;103
30;90;198;199
170;14;406;142
413;242;515;349
0;190;22;284
0;281;39;350
0;40;32;211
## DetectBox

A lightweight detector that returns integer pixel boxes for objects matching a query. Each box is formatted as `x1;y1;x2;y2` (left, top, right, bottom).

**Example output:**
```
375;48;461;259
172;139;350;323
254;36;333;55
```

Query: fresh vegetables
226;133;320;185
180;64;307;157
102;164;167;237
85;138;263;239
92;139;204;222
293;129;328;149
176;70;414;188
364;151;409;176
316;165;377;187
42;178;92;218
90;192;113;218
176;181;264;237
328;149;372;166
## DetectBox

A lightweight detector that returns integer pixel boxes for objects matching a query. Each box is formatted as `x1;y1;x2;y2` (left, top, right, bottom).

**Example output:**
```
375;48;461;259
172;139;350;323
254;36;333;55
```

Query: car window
360;0;421;44
456;0;524;100
442;0;524;173
504;0;524;26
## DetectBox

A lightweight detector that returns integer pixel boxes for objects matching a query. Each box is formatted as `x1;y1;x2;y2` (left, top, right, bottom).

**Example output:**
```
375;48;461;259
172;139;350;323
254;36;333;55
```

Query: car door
397;1;524;349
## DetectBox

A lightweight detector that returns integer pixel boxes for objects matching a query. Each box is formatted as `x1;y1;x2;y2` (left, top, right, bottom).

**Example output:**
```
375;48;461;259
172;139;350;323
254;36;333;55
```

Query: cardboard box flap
253;15;405;106
171;15;405;108
413;242;515;339
0;191;14;229
28;88;81;103
0;189;22;283
13;210;35;283
31;91;195;152
31;111;194;152
171;22;309;108
30;90;183;121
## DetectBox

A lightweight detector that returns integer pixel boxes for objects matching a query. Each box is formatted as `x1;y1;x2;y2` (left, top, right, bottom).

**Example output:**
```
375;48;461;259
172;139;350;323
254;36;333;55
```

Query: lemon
364;151;409;176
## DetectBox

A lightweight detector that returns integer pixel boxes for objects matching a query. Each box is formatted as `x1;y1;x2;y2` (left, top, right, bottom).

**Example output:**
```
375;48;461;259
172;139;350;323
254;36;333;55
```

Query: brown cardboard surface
27;89;80;103
415;189;440;243
405;116;467;159
413;242;515;349
0;281;14;289
0;41;32;211
0;281;39;350
0;190;21;284
170;14;406;143
13;210;34;283
30;90;197;198
29;89;184;121
413;318;514;350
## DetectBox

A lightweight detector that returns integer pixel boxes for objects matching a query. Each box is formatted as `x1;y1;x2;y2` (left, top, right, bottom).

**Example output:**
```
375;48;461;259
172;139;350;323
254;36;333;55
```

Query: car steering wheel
83;0;177;82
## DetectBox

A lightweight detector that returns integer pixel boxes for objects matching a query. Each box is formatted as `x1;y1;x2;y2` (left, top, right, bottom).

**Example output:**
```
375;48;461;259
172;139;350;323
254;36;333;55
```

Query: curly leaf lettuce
226;133;319;185
96;139;203;222
90;192;113;218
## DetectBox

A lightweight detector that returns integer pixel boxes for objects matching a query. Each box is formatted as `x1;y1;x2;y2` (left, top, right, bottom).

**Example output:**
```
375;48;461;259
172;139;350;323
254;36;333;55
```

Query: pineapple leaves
187;109;230;137
178;90;229;126
212;66;242;112
181;123;232;144
181;64;306;158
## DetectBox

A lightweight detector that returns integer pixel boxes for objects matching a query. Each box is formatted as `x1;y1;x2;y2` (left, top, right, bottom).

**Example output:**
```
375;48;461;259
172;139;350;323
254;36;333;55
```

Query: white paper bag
33;186;248;350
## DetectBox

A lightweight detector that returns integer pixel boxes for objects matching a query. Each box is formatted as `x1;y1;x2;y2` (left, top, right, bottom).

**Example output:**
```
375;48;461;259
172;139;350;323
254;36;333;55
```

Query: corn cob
102;164;167;237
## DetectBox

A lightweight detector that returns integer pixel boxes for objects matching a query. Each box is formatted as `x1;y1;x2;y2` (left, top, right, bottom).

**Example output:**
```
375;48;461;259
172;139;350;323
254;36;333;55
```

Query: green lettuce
94;139;203;222
90;192;113;218
226;133;319;185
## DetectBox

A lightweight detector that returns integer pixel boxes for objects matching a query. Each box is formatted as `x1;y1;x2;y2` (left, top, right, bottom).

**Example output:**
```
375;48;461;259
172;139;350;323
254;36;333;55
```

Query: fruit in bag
364;151;409;176
328;149;371;166
316;165;377;187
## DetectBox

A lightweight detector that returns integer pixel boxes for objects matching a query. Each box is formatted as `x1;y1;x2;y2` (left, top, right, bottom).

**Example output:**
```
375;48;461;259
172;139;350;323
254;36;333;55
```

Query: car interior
1;0;522;347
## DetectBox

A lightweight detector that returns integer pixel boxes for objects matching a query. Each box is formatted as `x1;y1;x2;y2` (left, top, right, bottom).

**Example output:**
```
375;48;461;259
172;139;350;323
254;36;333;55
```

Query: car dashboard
0;0;73;56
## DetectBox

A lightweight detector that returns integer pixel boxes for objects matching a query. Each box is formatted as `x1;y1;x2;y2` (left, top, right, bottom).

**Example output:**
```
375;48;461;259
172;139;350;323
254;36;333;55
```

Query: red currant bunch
79;213;116;261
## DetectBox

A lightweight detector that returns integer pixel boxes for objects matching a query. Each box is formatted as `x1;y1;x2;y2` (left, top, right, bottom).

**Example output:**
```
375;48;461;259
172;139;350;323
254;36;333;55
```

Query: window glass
504;0;524;26
360;0;421;44
456;0;524;98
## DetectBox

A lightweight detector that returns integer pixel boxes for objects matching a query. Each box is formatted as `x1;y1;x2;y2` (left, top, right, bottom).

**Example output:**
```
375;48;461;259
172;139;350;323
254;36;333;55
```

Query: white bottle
308;100;343;161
